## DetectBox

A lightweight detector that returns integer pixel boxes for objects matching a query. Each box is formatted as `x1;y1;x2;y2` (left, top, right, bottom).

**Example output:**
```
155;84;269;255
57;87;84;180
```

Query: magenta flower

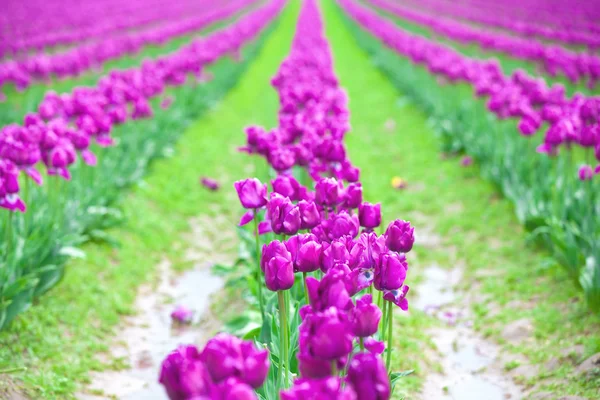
342;182;363;209
280;377;357;400
261;240;294;291
374;252;408;291
306;269;353;312
349;294;382;337
384;220;415;253
347;353;390;400
298;200;321;230
460;156;473;166
299;307;354;361
170;305;194;324
268;193;301;235
578;165;594;181
315;177;341;207
200;177;220;191
384;285;410;310
234;178;268;209
159;345;211;400
285;234;323;272
272;174;304;201
358;202;382;230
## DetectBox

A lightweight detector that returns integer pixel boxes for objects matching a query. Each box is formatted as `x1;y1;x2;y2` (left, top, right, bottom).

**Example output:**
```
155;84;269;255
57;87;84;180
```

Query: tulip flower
349;294;382;337
298;200;321;229
358;202;381;230
159;345;211;400
267;193;301;235
299;307;354;361
234;178;268;209
200;177;220;191
342;182;363;209
384;285;410;310
374;252;408;291
578;165;594;181
384;220;415;253
170;305;194;324
280;377;357;400
306;269;353;312
315;177;341;207
260;240;294;291
346;353;390;400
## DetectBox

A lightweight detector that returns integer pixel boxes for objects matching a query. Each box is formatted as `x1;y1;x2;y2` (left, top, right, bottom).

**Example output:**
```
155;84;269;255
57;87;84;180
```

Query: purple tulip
374;252;408;291
296;237;323;273
347;353;390;400
358;202;382;229
460;156;473;166
200;177;220;191
384;285;410;310
298;200;321;229
234;178;268;209
261;240;294;291
299;307;354;361
364;338;385;355
306;270;353;312
315;177;341;206
159;345;211;400
384;220;415;253
212;378;257;400
272;174;303;201
322;238;351;272
297;352;334;379
170;305;194;324
578;165;594;181
349;294;382;337
280;377;357;400
342;182;363;209
268;193;301;235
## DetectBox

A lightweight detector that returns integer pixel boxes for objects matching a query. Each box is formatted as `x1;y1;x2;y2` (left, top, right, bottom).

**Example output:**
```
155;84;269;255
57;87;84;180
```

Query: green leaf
58;246;86;259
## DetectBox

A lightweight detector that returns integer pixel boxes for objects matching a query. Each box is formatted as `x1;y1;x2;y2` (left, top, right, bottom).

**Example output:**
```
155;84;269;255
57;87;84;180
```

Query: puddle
80;261;223;400
416;265;524;400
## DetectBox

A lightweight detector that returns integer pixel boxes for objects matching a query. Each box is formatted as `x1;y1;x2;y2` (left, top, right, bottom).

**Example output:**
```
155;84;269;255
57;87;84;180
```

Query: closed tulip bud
343;182;363;209
347;353;390;400
261;240;294;291
298;200;321;229
358;202;381;229
234;178;268;209
374;252;408;291
297;239;323;273
349;294;382;337
272;174;302;200
384;220;415;253
315;177;341;206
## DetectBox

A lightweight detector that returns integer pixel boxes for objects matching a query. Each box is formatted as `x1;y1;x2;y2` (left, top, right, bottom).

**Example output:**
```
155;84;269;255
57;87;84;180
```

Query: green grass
323;0;600;398
0;2;298;397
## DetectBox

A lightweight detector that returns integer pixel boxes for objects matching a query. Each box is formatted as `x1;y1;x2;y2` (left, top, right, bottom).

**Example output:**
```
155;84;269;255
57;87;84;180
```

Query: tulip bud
358;202;381;229
384;220;415;253
261;240;294;291
349;294;382;337
234;178;268;209
347;353;390;400
374;252;408;291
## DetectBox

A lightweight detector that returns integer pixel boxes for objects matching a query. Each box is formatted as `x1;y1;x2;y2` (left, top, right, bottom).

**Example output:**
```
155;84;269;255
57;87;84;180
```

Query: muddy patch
78;213;236;400
415;265;524;400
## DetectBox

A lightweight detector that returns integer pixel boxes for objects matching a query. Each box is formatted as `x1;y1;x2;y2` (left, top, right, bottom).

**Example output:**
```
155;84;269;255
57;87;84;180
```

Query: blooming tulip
234;178;268;209
261;240;294;291
374;252;408;291
349;294;382;337
384;220;414;253
347;353;390;400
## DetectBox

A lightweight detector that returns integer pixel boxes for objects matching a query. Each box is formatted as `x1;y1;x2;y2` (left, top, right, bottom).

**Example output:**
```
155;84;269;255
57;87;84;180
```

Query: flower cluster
159;334;269;400
366;0;600;86
339;0;600;180
0;0;286;214
0;0;258;93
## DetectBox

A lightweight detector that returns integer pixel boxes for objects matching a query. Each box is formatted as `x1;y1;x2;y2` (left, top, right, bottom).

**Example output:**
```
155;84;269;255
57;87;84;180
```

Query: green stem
277;291;289;388
303;272;309;304
22;178;29;237
6;212;13;262
331;360;337;376
381;299;388;342
386;301;393;372
359;337;364;351
253;212;264;319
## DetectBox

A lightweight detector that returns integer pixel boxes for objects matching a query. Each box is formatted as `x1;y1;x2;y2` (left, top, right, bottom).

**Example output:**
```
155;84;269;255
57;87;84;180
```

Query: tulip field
1;0;599;399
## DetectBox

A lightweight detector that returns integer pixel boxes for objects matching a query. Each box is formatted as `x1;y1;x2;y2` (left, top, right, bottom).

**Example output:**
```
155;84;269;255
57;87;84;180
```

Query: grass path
0;2;298;398
323;1;600;398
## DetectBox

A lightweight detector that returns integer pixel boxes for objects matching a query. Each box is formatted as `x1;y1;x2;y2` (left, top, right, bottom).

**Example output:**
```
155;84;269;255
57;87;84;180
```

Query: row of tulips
1;0;225;58
0;0;282;214
342;0;600;180
365;0;600;86
0;0;258;94
0;0;285;330
336;0;600;311
398;0;600;49
158;0;414;398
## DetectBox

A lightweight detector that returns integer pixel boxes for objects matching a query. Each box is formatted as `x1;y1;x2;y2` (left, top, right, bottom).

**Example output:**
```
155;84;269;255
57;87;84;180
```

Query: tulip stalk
302;272;309;303
386;300;393;372
253;212;265;319
277;290;289;388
